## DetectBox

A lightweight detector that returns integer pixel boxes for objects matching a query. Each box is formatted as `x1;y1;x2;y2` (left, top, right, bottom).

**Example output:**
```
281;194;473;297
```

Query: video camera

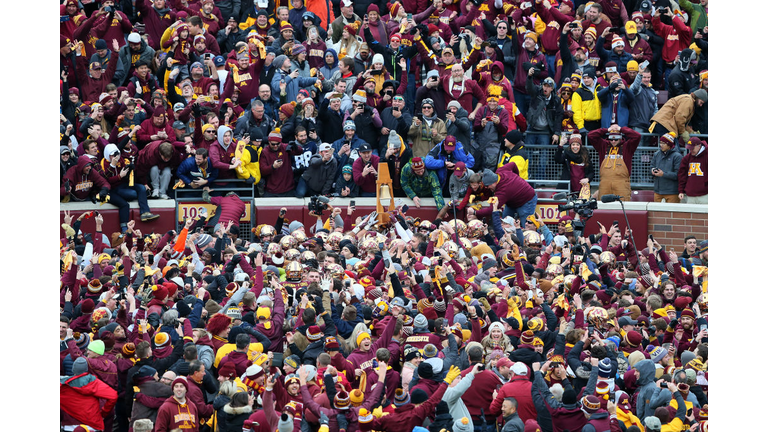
555;191;598;238
308;195;330;215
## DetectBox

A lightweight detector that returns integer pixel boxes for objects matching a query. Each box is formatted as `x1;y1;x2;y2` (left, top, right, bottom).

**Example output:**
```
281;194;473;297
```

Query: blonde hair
344;322;370;353
218;380;240;398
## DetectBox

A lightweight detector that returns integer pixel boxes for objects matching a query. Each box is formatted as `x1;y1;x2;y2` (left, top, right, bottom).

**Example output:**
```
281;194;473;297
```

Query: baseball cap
618;316;637;327
213;55;226;67
453;161;466;177
542;77;556;87
173;102;185;112
172;121;186;130
625;21;637;34
343;121;356;131
319;143;332;152
511;362;528;376
358;143;373;153
501;216;516;225
443;136;457;150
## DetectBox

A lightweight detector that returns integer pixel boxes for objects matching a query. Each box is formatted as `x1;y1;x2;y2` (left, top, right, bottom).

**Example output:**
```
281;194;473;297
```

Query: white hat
511;362;528;376
319;142;333;152
127;33;141;44
372;54;385;65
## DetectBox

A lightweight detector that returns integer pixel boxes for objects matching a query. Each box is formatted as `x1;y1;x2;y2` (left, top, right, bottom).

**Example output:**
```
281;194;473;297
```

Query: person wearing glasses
587;124;641;200
408;98;447;159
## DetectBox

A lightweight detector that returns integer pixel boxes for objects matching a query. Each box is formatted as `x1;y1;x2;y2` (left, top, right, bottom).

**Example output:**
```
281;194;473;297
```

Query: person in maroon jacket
76;40;121;103
88;0;133;50
459;345;504;431
127;61;162;104
202;188;246;228
352;143;380;197
259;129;303;196
677;137;708;204
155;376;200;432
186;359;215;423
137;110;175;149
219;333;252;377
209;125;239;179
475;163;537;222
136;140;183;199
220;51;266;110
512;32;548;118
587;125;641;199
135;0;177;50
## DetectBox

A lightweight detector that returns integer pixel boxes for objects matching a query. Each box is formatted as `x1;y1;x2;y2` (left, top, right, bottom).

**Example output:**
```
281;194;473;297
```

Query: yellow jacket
234;139;262;183
498;146;529;180
571;83;602;129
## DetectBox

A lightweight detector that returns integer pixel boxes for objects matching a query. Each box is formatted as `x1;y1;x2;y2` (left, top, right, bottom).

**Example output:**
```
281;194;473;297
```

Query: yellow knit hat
356;331;371;347
256;306;271;320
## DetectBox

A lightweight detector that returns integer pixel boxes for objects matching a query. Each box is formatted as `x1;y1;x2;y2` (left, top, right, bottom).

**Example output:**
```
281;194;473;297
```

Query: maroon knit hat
218;360;237;379
624;330;642;347
81;298;95;314
680;308;695;320
307;325;323;342
520;330;535;345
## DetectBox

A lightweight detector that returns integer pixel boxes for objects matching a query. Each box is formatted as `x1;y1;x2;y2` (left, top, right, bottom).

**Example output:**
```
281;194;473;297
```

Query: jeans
473;423;497;432
295;177;322;198
526;132;552;181
114;184;150;214
150;166;172;195
105;190;130;225
359;191;376;197
545;54;557;79
513;89;531;117
503;193;538;223
406;72;417;116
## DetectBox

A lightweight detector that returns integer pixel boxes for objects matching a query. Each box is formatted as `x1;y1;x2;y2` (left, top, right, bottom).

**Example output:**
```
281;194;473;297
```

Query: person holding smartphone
259;128;304;197
649;133;683;202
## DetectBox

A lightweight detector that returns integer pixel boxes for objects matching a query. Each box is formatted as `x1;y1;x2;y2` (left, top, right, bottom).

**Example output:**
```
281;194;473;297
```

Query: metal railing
518;132;707;189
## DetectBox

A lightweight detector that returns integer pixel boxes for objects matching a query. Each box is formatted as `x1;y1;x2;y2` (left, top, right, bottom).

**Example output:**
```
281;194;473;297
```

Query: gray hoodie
217;125;233;152
635;359;658;421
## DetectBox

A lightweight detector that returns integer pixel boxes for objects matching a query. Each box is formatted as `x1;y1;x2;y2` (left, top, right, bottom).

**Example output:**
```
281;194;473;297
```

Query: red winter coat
488;376;537;422
652;15;692;63
459;368;503;423
60;373;118;430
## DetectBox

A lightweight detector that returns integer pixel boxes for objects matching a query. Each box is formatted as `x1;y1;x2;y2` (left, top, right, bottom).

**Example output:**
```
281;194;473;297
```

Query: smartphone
276;159;283;163
407;13;413;20
649;234;655;242
613;220;619;227
588;325;595;336
639;60;649;69
402;204;409;213
477;364;485;371
350;200;355;207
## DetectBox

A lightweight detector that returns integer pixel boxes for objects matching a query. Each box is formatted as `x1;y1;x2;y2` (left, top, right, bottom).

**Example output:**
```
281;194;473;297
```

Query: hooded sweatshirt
678;144;707;197
155;395;200;432
61;155;111;201
209;126;236;179
319;48;340;80
634;359;658;421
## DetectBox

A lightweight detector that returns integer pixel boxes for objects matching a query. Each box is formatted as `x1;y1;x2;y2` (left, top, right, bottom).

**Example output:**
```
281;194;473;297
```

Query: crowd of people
59;0;709;431
60;0;709;229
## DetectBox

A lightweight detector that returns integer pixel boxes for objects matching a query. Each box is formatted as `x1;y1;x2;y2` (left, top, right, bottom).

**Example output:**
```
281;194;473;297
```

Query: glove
319;412;329;426
64;180;72;194
680;131;690;144
231;254;243;265
246;176;256;185
478;297;492;312
444;365;461;384
98;187;110;202
669;319;678;330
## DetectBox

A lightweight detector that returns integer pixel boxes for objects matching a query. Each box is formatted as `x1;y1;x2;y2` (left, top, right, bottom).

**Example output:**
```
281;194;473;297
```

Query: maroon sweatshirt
61;155;111;201
678;145;707;197
259;142;302;194
135;0;177;50
137;118;175;148
209;194;246;227
135;140;183;184
76;50;119;103
352;154;381;194
475;163;535;218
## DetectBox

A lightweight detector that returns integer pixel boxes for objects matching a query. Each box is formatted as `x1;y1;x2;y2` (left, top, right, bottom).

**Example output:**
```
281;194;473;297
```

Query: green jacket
679;0;707;35
400;162;445;209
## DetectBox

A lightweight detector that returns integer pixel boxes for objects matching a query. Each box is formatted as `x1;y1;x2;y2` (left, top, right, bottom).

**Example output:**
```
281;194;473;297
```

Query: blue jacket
331;134;366;179
176;157;219;185
598;86;635;128
424;140;475;186
271;69;318;103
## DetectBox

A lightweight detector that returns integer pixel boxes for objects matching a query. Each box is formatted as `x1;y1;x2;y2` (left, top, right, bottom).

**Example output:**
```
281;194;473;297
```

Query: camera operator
587;124;641;199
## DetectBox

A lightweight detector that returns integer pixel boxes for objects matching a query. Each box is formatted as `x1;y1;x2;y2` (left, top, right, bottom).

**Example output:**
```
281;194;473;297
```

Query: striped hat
595;381;610;400
122;342;136;357
528;317;544;331
581;395;601;414
359;407;373;424
350;389;365;406
648;345;669;363
520;330;535;345
394;388;411;406
154;332;170;348
307;325;323;342
334;390;351;409
88;279;103;293
268;128;282;143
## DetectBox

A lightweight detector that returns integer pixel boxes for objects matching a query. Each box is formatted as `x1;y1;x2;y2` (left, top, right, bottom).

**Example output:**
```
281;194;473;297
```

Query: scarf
153;5;171;18
616;408;643;430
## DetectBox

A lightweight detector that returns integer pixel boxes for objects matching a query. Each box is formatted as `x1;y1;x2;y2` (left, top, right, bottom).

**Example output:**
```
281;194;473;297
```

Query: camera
609;80;620;91
658;7;668;13
660;382;668;388
308;195;330;215
569;22;578;29
286;140;299;152
469;0;484;6
104;5;115;13
459;32;471;44
556;191;598;237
